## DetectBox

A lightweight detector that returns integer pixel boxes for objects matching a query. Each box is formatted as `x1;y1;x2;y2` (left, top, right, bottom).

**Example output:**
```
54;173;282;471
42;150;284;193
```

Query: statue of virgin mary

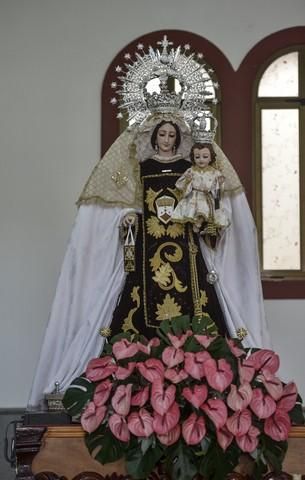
28;37;271;409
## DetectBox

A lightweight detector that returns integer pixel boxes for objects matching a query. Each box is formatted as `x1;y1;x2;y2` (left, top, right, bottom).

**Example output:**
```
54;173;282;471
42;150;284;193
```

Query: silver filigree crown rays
109;35;219;129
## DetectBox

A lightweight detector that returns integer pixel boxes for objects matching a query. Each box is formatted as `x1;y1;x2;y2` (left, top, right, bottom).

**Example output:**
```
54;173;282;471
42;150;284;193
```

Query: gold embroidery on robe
122;286;140;334
150;242;187;293
145;187;162;213
146;216;166;238
167;222;184;239
146;215;184;239
155;294;182;321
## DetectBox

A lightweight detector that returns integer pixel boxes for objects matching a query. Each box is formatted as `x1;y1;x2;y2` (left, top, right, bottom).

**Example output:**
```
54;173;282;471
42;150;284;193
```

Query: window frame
254;47;305;279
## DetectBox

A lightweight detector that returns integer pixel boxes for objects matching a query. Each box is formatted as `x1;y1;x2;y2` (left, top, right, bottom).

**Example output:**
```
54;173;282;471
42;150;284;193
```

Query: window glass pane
258;52;299;97
261;109;300;270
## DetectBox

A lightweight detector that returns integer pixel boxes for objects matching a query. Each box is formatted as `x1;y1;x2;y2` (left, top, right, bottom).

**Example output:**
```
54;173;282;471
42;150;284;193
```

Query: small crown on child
191;111;218;144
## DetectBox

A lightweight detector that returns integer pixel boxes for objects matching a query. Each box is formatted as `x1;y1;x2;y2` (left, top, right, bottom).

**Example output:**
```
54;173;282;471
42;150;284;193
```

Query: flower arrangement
62;315;303;480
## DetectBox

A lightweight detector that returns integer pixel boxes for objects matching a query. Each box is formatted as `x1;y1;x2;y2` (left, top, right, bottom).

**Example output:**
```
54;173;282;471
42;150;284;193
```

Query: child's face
193;147;211;168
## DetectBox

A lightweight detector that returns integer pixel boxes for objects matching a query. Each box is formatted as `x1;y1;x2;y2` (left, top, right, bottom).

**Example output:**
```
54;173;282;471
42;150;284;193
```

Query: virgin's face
193;147;211;168
156;123;177;157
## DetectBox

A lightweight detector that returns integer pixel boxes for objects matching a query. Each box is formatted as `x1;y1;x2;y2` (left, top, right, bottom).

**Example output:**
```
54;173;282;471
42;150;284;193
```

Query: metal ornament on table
45;381;65;411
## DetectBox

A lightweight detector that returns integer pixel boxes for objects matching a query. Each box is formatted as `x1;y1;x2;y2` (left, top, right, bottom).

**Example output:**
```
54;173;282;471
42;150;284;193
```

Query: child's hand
219;175;225;185
185;169;193;180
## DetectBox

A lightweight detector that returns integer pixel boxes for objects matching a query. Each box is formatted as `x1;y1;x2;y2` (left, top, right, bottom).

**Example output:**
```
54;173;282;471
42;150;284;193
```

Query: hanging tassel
124;223;136;272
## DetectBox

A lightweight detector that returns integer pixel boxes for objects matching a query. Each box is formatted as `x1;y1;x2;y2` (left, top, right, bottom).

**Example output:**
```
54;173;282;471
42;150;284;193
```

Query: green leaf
158;319;172;336
289;400;305;425
165;440;198;480
252;457;268;480
207;336;232;360
141;436;154;455
87;429;125;464
126;443;164;479
62;376;95;416
171;315;190;335
183;335;202;352
192;314;218;336
199;442;239;480
261;435;288;473
110;332;132;344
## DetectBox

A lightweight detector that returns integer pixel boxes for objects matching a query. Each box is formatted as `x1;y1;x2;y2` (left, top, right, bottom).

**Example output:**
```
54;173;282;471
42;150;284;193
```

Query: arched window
238;27;305;298
255;48;305;277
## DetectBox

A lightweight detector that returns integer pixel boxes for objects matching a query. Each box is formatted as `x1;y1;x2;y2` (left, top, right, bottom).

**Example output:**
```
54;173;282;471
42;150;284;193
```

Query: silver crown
110;35;219;126
192;112;218;144
144;74;182;113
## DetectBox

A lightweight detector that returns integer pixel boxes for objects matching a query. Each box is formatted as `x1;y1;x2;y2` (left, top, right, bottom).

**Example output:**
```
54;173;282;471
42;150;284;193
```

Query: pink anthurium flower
93;379;113;407
86;356;117;382
226;338;245;358
115;362;136;380
246;349;280;374
194;334;216;349
153;402;180;435
182;413;206;445
137;358;164;382
264;409;291;441
137;338;160;355
226;409;252;436
162;346;184;368
201;398;228;430
111;384;132;416
216;425;234;451
151;379;176;415
238;358;255;384
250;388;276;419
167;330;192;349
182;384;208;409
277;382;298;412
157;424;181;446
109;413;130;442
127;408;154;437
257;370;283;400
164;367;188;384
205;358;234;393
81;401;106;433
112;339;139;360
131;386;150;407
227;383;253;411
236;425;260;453
184;351;210;380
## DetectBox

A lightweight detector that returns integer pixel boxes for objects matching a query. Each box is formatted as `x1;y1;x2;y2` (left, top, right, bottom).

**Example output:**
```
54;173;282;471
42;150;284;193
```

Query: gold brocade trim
122;286;140;334
200;290;208;307
188;225;202;317
150;242;187;293
155;294;182;321
142;173;182;181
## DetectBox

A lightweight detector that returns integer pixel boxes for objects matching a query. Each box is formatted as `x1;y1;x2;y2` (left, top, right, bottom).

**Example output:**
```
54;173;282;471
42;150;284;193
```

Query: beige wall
0;0;304;407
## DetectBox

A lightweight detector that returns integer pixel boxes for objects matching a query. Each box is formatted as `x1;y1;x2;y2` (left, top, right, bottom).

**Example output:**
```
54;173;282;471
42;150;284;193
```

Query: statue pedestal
15;423;305;480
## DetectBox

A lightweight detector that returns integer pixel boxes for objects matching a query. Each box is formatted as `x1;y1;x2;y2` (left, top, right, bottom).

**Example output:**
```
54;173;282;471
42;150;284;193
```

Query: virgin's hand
122;213;136;227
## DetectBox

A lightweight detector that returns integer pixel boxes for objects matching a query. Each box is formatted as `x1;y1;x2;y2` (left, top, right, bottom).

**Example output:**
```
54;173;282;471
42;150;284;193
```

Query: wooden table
15;424;305;480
